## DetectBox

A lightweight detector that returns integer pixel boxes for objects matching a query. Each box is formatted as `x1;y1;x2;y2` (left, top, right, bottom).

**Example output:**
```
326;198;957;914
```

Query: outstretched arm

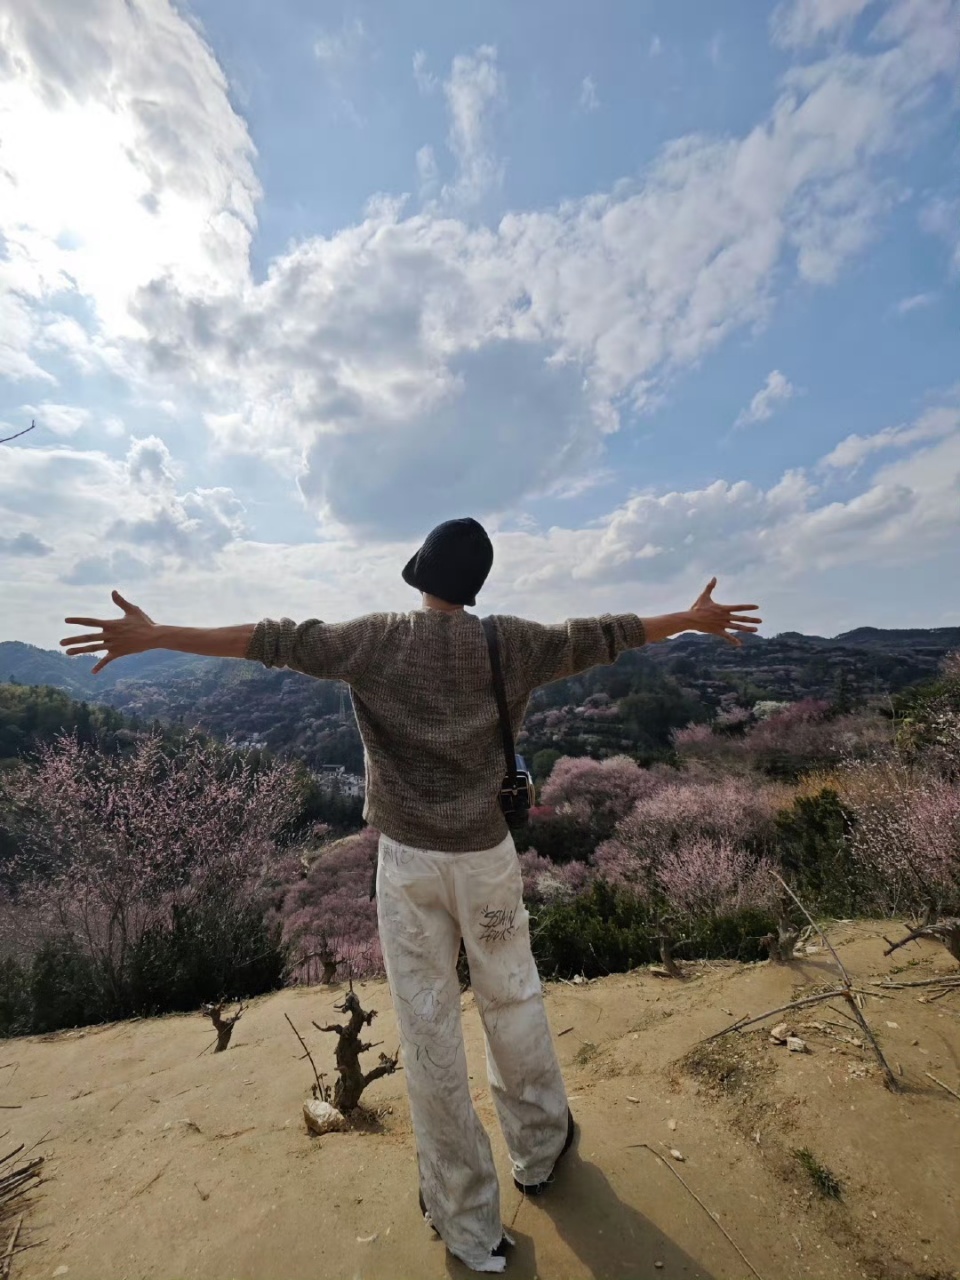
643;578;761;645
517;578;762;688
62;591;255;674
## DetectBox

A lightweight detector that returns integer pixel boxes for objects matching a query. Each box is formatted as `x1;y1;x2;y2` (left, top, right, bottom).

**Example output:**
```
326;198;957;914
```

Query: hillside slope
4;924;957;1280
3;627;957;773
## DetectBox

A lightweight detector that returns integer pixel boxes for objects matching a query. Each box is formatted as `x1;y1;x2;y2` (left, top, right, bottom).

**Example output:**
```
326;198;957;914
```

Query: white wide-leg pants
376;831;570;1273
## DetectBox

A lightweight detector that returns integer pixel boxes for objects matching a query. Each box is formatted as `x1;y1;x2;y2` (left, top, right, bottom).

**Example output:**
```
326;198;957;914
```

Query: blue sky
1;0;959;649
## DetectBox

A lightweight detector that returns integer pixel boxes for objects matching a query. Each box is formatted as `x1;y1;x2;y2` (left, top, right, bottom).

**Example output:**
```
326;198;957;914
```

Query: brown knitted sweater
246;610;646;852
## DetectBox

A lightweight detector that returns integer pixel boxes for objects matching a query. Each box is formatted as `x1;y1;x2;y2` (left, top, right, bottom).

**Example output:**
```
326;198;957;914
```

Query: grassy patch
681;1037;755;1094
794;1146;842;1199
574;1041;599;1066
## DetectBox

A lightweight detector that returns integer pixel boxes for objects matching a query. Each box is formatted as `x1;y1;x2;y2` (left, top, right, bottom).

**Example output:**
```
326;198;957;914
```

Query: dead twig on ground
132;1162;170;1198
925;1072;960;1103
629;1144;764;1280
869;976;960;990
0;1214;23;1280
283;1013;325;1098
701;990;847;1043
769;874;899;1091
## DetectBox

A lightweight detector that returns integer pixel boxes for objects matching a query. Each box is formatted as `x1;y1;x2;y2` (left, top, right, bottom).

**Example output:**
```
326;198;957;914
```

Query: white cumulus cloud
20;403;90;436
820;403;960;468
735;371;796;427
771;0;875;47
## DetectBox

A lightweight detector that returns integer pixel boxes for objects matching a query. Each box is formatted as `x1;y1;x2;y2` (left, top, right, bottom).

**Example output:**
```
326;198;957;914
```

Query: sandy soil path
3;924;958;1279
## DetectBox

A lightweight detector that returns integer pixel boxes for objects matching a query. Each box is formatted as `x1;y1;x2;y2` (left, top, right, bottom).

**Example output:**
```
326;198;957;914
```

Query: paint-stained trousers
376;831;570;1273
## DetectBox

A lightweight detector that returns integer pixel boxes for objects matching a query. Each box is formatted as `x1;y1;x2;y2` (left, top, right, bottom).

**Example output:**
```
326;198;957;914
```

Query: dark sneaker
513;1108;576;1197
420;1191;513;1261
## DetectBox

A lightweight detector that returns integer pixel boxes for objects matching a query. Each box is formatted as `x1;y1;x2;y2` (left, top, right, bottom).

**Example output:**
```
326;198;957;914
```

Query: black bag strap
482;617;519;783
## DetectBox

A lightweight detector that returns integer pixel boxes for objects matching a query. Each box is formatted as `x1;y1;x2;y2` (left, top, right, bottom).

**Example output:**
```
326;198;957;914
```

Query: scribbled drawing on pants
376;831;570;1274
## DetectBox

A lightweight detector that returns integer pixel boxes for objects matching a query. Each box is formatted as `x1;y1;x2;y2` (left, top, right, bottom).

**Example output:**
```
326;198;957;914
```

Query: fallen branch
0;1215;23;1280
883;919;960;963
769;874;899;1092
701;990;847;1043
771;874;851;986
925;1072;960;1103
838;990;898;1091
629;1144;764;1280
868;976;960;990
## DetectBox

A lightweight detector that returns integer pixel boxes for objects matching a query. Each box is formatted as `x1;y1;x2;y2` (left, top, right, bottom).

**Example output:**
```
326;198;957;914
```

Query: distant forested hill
2;626;957;772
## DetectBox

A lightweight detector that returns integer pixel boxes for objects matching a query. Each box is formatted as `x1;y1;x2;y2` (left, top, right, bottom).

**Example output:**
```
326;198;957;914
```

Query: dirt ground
3;922;958;1280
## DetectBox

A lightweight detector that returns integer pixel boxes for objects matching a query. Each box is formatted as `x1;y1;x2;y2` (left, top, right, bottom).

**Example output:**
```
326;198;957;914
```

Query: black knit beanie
402;518;494;607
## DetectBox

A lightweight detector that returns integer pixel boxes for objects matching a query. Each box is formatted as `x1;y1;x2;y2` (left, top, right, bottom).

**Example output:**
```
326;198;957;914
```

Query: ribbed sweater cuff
623;613;646;649
245;619;272;664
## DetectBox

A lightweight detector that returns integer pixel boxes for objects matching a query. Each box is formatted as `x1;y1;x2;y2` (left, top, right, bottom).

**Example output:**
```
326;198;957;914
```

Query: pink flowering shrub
540;755;659;828
839;762;960;915
674;701;887;778
656;838;778;917
518;849;596;906
276;827;383;982
591;774;788;916
0;732;301;1025
612;774;789;856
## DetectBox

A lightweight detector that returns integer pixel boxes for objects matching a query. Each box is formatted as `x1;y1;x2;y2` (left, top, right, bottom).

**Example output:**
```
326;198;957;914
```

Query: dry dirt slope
3;923;958;1280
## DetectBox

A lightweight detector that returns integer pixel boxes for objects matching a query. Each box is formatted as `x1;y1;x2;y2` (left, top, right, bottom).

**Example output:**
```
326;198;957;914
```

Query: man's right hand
61;590;158;674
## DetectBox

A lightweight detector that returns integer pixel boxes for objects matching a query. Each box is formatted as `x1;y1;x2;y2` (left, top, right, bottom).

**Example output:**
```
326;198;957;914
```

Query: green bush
28;940;106;1032
0;955;32;1036
128;899;286;1016
530;880;776;979
513;812;597;863
775;789;859;916
0;903;286;1036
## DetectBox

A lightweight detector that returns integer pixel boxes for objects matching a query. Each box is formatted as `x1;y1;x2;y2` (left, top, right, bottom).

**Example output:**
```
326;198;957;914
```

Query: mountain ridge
2;626;957;773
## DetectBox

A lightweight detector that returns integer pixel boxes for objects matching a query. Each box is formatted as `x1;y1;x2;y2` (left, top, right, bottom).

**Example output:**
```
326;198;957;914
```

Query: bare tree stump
313;989;400;1112
761;917;800;963
201;1001;244;1053
658;933;683;979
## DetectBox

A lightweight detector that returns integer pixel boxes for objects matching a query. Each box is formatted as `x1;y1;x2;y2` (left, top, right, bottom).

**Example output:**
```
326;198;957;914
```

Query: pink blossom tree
592;774;788;919
673;701;888;777
518;849;596;907
539;754;659;829
1;732;302;1018
655;837;778;918
839;761;960;918
277;826;383;983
